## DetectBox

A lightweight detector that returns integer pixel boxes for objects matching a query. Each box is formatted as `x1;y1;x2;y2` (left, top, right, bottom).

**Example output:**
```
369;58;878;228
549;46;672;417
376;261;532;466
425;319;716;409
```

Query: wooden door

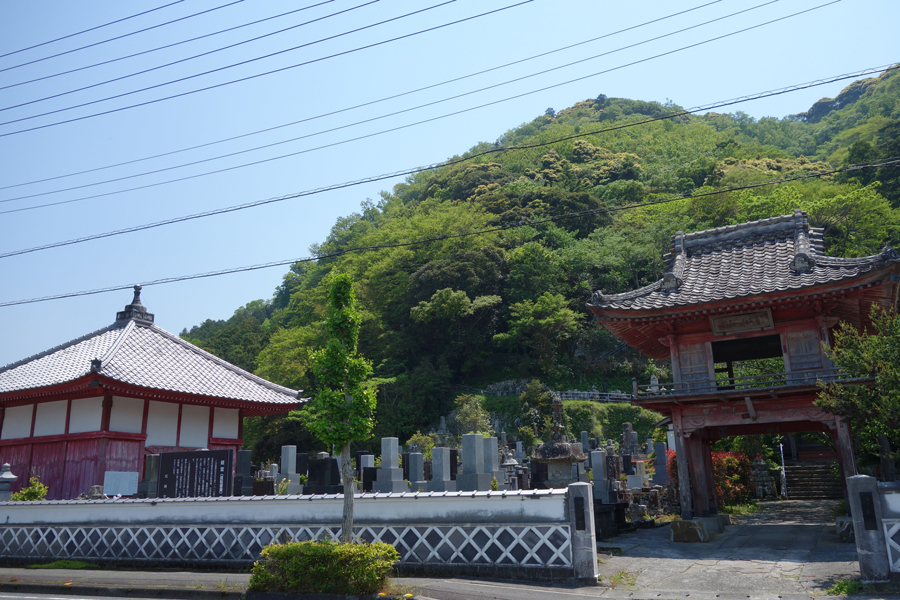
678;342;713;393
783;329;824;384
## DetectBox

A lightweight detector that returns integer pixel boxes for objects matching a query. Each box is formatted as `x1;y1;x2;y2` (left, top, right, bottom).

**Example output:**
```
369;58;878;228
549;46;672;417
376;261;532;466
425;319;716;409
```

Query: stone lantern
532;397;587;488
0;464;18;502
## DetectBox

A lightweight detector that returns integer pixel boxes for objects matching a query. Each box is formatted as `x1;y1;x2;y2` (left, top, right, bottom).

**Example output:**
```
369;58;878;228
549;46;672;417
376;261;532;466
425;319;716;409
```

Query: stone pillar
484;436;506;488
846;475;890;583
652;441;668;485
281;446;297;475
373;437;407;493
591;450;607;501
672;409;694;519
409;453;427;491
428;447;456;492
458;434;492;491
581;432;590;462
515;441;526;463
567;482;599;582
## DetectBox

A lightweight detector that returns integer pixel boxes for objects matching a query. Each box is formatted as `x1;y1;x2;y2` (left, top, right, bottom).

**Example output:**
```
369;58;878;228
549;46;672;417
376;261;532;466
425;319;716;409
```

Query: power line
0;0;725;192
0;1;244;72
0;0;338;92
0;0;779;204
0;0;536;133
0;0;381;113
1;65;894;257
2;159;897;308
0;0;185;59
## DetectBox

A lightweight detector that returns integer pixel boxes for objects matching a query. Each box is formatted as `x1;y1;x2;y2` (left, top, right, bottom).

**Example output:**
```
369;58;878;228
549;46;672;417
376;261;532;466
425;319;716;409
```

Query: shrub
666;450;753;506
10;477;48;502
248;541;399;595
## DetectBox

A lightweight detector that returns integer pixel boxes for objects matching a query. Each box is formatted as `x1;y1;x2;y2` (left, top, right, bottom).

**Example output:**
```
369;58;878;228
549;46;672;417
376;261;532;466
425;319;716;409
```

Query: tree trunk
878;433;896;482
340;440;354;543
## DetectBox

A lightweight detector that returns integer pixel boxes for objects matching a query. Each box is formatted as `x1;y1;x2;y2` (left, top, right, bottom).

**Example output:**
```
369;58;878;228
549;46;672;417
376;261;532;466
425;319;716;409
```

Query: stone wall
847;475;900;583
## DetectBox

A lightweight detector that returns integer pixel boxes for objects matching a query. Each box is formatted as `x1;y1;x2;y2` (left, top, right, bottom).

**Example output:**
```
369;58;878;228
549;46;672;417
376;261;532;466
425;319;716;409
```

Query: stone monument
457;434;493;491
428;447;456;492
373;437;408;493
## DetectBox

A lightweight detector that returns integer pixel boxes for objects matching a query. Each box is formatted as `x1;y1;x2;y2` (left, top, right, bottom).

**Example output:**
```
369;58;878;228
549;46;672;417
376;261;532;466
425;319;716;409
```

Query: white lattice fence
0;523;571;567
885;520;900;573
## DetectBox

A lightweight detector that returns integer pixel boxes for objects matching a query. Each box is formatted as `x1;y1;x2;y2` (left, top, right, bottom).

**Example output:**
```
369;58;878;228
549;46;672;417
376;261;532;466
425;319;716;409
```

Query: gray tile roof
589;210;900;312
0;319;301;407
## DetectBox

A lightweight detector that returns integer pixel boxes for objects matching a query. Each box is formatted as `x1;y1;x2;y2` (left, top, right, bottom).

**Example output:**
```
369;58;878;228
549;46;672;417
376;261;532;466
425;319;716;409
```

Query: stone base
626;475;645;489
670;519;712;543
427;480;457;492
492;471;508;489
284;483;303;495
372;479;408;493
410;481;429;493
456;473;493;491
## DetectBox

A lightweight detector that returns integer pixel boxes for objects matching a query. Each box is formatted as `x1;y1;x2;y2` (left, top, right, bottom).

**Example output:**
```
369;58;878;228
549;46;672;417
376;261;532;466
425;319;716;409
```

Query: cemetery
1;210;899;587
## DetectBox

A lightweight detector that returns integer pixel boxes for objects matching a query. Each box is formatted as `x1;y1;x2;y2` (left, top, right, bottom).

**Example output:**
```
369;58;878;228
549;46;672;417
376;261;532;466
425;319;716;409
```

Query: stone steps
783;464;843;499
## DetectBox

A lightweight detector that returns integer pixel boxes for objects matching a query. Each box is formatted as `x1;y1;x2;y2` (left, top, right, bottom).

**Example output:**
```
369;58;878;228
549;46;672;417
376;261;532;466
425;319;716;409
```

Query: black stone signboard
158;450;233;498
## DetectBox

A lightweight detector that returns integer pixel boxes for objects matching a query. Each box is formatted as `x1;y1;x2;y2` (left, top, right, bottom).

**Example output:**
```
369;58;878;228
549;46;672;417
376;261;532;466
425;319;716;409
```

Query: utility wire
0;0;380;112
0;0;779;204
1;65;894;257
0;1;337;91
2;159;897;308
0;0;535;132
0;0;725;192
0;0;528;137
0;0;186;59
0;1;247;73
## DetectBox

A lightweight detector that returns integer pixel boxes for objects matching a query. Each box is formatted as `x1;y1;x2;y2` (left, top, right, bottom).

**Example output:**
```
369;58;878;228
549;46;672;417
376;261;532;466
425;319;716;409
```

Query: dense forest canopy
182;68;900;461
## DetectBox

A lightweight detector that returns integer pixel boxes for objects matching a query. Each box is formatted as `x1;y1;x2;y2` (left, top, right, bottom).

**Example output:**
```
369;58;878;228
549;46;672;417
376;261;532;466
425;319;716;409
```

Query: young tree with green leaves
307;273;377;542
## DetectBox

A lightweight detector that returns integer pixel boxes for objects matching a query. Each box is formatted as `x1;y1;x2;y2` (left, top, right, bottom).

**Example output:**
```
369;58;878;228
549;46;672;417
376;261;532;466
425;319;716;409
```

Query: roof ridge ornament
115;285;155;326
661;231;685;292
789;208;816;274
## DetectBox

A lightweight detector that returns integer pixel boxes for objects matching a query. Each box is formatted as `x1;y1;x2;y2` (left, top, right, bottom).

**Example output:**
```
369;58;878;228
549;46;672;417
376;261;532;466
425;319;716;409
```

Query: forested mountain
182;68;900;457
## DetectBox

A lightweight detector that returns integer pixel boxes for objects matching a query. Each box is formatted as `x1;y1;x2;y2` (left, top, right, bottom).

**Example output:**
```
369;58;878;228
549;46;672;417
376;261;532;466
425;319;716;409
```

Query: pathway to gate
596;499;857;596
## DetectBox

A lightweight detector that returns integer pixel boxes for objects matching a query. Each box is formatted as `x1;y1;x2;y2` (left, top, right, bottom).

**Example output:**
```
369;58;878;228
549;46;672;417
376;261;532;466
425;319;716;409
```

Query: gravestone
373;437;407;493
232;450;253;496
591;450;607;500
158;449;233;498
355;451;372;480
581;432;590;465
622;454;634;476
409;453;427;491
484;436;506;489
401;451;411;482
137;454;160;498
103;471;139;496
450;449;459;481
515;441;526;463
428;447;456;492
281;446;297;475
362;466;377;492
500;431;507;446
269;463;279;479
457;433;492;491
297;453;308;480
305;456;342;494
652;442;668;485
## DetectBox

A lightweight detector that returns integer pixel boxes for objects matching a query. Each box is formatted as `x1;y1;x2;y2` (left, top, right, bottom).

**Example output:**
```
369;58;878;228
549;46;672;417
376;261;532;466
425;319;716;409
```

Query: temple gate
587;210;900;518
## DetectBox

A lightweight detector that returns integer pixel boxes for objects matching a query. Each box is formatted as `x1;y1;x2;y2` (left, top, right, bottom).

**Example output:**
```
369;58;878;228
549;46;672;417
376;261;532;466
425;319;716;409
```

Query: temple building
587;209;900;518
0;287;302;499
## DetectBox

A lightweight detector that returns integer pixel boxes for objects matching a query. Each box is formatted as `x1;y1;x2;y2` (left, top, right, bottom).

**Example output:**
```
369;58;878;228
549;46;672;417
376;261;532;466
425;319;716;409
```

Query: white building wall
1;404;33;440
68;398;103;434
33;400;67;437
179;405;209;448
212;408;239;439
109;396;144;434
145;401;178;446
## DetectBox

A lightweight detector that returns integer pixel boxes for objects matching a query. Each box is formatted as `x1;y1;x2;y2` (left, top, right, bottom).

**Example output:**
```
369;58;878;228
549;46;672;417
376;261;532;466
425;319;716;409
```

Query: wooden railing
632;368;859;397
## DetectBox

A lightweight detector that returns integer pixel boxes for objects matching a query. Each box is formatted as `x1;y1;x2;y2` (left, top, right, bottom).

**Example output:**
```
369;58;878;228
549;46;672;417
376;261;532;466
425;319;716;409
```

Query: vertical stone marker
428;447;456;492
409;453;427;491
652;441;668;485
457;433;492;491
373;437;407;493
484;436;505;489
281;446;296;475
568;482;600;582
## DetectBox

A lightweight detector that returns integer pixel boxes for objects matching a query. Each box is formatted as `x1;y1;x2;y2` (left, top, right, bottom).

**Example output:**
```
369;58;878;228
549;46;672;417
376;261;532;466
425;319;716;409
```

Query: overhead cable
0;1;244;72
1;65;894;257
0;0;537;133
1;158;897;308
0;0;780;203
0;0;186;59
0;0;338;92
0;0;726;192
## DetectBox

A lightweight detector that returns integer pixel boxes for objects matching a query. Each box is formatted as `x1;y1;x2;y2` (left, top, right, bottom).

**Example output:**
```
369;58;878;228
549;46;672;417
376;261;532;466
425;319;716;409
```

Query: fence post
847;475;890;583
567;482;599;583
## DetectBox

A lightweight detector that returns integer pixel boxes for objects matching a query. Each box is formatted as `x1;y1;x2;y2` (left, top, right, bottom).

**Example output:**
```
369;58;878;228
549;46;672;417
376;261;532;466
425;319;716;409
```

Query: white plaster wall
212;408;239;440
179;405;209;448
0;490;568;526
1;404;33;440
882;489;900;518
109;396;144;434
145;401;178;446
68;398;102;434
33;401;67;437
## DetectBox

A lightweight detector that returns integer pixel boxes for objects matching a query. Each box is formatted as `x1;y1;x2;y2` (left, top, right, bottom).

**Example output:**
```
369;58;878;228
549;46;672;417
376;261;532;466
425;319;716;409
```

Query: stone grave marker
458;433;492;491
428;447;456;492
373;437;407;493
409;453;427;491
484;436;506;489
652;441;668;485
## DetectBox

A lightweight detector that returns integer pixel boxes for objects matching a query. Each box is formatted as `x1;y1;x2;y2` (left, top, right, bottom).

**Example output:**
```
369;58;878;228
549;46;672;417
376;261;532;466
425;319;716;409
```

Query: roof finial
115;285;154;326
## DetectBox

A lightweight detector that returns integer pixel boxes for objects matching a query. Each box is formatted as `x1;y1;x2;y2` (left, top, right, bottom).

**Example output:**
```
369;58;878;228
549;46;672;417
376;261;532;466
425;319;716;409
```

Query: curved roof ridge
590;279;663;304
681;212;799;244
0;323;122;375
96;320;136;372
137;322;303;399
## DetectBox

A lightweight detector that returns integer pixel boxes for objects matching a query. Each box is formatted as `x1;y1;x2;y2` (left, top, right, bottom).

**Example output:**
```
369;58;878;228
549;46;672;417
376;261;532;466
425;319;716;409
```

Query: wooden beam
672;407;693;520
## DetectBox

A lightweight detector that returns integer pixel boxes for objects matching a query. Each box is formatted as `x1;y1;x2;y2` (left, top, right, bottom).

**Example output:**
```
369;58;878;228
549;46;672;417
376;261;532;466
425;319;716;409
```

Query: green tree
307;274;377;541
817;307;900;481
449;394;492;436
494;292;579;376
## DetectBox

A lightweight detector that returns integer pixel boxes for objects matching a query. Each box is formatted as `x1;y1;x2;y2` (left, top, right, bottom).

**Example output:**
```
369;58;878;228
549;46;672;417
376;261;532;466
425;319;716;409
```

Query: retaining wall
0;484;598;582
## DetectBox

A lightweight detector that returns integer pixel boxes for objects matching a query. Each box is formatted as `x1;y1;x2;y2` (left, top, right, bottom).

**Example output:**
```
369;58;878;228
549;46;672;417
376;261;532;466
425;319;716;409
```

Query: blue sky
1;0;898;367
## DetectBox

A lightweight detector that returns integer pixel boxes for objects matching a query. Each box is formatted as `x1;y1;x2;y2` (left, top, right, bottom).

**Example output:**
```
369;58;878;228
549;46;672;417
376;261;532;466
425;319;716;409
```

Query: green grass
608;570;637;589
827;578;861;596
719;502;759;517
26;560;98;570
